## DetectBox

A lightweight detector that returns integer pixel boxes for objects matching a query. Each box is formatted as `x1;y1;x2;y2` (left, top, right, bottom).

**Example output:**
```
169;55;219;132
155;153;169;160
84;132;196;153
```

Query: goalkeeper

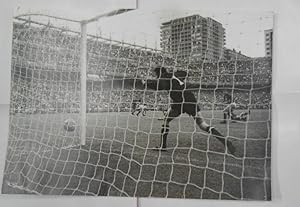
141;67;235;154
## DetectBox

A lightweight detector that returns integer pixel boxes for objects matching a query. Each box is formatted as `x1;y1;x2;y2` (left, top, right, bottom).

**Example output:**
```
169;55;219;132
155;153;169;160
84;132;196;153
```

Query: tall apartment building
160;15;225;61
264;29;273;57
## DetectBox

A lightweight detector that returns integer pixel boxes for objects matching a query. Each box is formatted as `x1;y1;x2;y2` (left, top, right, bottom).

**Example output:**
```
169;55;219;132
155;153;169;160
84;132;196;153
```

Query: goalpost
3;10;272;200
79;9;135;145
80;21;87;145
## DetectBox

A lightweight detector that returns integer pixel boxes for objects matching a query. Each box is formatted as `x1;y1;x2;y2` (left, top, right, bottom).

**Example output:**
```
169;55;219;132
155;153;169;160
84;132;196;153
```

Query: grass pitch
2;110;271;200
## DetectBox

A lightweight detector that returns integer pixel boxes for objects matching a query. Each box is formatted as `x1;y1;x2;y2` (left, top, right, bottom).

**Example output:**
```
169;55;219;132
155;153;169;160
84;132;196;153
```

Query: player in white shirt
220;94;250;123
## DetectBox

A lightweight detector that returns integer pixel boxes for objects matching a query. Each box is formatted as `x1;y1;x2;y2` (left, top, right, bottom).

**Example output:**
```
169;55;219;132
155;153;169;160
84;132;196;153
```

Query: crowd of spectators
10;76;271;114
12;22;271;83
10;21;272;114
187;58;272;86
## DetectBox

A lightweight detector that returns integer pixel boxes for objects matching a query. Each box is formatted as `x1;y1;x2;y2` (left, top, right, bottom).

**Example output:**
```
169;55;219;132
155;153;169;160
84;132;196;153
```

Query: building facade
264;29;273;57
160;15;225;61
223;48;251;61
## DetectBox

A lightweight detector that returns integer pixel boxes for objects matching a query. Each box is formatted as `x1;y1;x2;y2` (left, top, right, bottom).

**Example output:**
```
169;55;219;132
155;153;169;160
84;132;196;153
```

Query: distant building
264;29;273;57
160;15;225;61
223;48;251;61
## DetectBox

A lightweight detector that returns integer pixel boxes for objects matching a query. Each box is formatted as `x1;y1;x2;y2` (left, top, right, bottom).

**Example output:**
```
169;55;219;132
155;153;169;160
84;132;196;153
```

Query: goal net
3;13;272;200
3;17;83;194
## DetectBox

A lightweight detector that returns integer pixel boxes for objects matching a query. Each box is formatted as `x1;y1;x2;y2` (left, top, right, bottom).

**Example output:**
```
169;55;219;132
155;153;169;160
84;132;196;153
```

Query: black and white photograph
2;0;273;201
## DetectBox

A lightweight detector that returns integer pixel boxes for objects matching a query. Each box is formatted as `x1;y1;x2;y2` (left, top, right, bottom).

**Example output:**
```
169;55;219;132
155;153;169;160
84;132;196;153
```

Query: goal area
2;14;271;200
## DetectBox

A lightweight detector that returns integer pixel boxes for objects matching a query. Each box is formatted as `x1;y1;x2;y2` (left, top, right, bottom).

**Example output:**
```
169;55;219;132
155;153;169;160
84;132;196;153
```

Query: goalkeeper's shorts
170;102;200;117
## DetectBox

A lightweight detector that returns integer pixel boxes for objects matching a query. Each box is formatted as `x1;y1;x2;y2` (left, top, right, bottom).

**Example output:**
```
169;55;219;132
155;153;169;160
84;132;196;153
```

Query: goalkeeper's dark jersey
143;71;199;116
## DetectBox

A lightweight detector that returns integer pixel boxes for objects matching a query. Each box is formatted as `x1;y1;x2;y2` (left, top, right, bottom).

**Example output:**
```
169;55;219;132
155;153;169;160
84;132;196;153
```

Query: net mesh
3;14;271;200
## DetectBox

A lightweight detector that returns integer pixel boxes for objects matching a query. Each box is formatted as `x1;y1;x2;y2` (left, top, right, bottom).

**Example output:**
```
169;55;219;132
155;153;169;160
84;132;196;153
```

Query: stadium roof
14;0;137;23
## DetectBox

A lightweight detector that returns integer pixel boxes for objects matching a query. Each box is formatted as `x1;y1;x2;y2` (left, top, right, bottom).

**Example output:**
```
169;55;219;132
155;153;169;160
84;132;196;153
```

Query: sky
95;9;273;57
13;0;273;57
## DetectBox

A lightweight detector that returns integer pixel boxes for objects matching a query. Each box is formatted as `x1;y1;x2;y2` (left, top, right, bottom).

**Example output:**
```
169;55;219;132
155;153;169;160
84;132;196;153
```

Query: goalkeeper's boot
209;127;235;155
226;140;236;155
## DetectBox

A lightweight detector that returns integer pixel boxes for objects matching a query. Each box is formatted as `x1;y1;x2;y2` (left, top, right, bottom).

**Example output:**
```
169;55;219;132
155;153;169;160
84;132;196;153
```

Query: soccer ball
64;118;76;132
